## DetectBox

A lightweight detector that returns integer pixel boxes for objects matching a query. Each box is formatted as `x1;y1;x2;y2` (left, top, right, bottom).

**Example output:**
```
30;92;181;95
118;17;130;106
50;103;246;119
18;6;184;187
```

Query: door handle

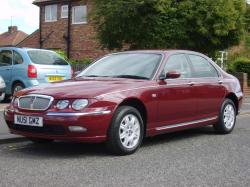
218;80;223;84
188;82;195;86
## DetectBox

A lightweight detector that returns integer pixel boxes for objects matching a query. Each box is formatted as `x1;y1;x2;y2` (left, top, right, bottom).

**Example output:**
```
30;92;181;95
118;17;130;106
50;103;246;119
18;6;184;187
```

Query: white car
0;76;6;102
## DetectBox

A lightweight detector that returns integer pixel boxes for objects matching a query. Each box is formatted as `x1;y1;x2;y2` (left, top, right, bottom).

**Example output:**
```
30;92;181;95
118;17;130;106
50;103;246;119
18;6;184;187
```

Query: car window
188;55;218;78
164;54;192;78
79;53;162;80
28;50;68;65
13;51;23;65
0;50;12;67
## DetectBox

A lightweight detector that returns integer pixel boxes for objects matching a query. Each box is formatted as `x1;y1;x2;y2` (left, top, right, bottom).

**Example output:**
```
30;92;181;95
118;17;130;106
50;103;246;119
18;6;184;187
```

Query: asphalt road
0;114;249;187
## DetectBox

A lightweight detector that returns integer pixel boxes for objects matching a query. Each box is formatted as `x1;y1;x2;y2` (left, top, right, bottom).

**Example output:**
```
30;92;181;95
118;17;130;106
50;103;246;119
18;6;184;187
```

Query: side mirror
166;71;181;79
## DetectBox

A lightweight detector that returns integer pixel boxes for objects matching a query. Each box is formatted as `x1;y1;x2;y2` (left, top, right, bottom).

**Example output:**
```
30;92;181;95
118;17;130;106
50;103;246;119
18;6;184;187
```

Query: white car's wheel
12;83;25;95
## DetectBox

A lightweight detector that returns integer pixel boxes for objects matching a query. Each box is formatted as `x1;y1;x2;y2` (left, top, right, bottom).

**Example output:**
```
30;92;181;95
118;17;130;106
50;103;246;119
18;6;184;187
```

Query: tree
246;4;250;31
93;0;246;56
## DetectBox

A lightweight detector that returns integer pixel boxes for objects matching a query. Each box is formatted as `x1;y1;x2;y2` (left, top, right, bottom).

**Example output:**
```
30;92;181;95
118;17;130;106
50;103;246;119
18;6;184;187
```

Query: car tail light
28;65;37;78
71;67;74;78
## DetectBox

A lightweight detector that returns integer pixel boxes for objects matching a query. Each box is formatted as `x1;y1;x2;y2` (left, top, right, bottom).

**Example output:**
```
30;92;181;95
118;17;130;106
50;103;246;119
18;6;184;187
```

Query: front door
156;54;196;128
0;50;13;93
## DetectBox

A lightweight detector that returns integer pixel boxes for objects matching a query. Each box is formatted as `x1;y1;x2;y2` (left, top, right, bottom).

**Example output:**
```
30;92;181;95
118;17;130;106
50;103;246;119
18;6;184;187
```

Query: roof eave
33;0;73;6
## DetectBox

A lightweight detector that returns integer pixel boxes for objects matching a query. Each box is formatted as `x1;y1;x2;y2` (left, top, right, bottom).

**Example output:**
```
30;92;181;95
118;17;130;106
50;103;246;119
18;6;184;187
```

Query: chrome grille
18;94;54;111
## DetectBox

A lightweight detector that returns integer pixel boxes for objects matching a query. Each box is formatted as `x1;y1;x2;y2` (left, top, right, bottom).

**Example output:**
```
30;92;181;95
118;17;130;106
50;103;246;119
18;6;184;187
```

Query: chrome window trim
157;52;223;81
156;116;218;131
18;94;54;111
46;110;111;117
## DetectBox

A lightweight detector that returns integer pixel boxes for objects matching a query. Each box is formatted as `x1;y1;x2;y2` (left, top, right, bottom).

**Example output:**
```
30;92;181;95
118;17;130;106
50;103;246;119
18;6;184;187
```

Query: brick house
19;0;108;60
0;26;28;46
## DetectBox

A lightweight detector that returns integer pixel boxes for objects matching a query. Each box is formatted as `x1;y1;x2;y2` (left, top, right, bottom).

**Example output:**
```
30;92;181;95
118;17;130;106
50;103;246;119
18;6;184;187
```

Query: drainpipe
67;1;72;59
39;6;42;48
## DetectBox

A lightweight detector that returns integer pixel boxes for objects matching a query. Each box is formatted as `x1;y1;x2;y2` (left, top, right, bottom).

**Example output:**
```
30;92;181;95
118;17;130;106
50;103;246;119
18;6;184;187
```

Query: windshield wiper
83;75;110;78
113;75;149;80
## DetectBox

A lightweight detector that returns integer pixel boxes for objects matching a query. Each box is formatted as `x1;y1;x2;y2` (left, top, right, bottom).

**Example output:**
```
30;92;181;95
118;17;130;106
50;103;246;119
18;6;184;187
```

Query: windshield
28;50;69;65
78;53;162;80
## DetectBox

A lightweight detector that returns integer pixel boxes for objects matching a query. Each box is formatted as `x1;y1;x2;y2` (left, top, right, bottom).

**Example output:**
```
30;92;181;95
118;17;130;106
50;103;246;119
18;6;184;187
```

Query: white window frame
45;5;57;22
61;5;68;18
72;5;87;24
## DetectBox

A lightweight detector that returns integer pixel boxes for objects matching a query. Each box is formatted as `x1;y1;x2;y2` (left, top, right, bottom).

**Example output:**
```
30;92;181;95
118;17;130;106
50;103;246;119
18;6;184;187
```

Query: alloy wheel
119;114;141;149
223;104;235;130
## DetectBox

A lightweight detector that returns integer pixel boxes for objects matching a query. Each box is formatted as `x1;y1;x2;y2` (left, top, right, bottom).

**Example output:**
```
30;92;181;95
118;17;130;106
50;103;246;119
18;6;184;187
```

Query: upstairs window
72;6;87;24
61;5;68;18
45;5;57;22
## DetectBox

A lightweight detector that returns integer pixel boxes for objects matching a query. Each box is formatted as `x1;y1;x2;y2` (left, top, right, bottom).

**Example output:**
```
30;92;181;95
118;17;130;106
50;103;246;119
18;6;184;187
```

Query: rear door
27;50;72;84
0;50;13;92
187;54;226;119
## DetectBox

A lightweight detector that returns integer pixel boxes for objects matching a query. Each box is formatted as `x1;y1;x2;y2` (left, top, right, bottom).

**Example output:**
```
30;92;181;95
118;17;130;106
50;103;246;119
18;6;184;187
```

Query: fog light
68;126;87;132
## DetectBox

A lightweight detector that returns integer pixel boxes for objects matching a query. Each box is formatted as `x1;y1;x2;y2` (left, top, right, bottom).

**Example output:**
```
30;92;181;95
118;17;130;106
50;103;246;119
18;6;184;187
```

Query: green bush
232;57;250;73
228;57;250;85
54;50;93;66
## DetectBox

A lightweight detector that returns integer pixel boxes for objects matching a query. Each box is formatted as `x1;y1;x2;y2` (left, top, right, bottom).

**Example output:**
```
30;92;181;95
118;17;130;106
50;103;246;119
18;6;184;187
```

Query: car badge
30;96;36;109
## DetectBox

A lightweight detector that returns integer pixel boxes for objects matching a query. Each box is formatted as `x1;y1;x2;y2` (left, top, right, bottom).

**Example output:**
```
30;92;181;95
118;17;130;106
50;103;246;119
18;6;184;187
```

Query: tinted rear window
28;50;68;65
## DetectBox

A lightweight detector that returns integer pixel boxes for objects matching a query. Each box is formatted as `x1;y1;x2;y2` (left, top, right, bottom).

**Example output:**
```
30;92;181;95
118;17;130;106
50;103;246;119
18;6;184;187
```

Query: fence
71;64;89;72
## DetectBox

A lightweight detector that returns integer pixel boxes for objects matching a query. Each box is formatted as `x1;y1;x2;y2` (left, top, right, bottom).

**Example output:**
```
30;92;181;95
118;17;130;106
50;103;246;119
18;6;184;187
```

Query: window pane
164;54;191;78
189;55;218;78
73;6;87;24
61;5;68;18
51;5;57;20
0;50;12;66
45;5;57;21
13;51;23;65
79;53;162;79
45;6;51;21
28;50;68;65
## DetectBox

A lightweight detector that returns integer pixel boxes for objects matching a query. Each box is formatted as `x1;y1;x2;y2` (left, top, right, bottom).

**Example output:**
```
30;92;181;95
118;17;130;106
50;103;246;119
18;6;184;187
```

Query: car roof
112;49;209;57
0;46;56;53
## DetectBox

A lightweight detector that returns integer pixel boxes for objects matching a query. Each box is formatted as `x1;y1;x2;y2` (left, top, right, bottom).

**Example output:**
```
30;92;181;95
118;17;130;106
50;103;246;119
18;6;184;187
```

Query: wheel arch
118;98;148;135
11;80;25;94
225;93;239;115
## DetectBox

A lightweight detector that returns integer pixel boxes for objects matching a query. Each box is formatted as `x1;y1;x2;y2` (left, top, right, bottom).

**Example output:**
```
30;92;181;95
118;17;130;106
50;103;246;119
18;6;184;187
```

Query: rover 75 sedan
4;50;243;155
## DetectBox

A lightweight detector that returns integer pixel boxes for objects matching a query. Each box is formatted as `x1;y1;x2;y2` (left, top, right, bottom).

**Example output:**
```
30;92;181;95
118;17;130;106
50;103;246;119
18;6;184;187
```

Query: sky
0;0;249;35
0;0;39;34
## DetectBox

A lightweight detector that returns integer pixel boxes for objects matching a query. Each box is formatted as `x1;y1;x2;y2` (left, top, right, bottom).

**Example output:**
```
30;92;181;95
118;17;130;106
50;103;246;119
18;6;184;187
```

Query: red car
4;50;243;155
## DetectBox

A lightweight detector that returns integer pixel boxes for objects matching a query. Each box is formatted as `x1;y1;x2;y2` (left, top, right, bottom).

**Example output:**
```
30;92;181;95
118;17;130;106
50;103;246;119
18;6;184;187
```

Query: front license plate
14;115;43;127
48;76;64;82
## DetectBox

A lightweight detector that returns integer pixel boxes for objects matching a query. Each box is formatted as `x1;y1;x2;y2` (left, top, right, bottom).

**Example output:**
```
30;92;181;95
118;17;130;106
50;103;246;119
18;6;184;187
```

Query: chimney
8;26;18;33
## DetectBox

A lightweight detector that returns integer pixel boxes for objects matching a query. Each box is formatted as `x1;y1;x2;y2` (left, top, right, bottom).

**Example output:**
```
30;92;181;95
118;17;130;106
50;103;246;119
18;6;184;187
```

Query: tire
28;137;54;144
106;106;144;155
213;99;236;134
12;82;25;95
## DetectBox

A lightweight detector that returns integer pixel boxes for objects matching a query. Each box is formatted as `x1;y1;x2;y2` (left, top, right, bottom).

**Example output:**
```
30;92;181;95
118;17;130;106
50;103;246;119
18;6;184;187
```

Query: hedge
228;57;250;85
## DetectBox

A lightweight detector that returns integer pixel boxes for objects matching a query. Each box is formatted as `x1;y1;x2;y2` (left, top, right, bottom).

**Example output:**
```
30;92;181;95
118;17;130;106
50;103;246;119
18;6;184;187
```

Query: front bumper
4;106;113;143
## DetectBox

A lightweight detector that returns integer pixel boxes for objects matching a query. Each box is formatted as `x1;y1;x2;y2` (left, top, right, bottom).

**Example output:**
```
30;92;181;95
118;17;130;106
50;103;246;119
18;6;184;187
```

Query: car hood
17;78;154;99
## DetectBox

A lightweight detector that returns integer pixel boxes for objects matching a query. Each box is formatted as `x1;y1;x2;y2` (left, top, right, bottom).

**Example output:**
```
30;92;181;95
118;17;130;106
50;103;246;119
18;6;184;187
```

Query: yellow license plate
48;76;64;82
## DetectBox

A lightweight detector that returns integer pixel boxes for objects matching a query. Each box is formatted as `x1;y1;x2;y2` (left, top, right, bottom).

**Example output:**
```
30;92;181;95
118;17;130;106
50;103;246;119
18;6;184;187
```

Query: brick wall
235;72;250;96
41;0;109;60
18;0;109;60
18;30;40;48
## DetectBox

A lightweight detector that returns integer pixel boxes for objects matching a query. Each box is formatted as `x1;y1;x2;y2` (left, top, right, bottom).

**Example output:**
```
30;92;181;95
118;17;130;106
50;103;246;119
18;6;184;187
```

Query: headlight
72;99;88;111
12;97;18;106
56;100;69;110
